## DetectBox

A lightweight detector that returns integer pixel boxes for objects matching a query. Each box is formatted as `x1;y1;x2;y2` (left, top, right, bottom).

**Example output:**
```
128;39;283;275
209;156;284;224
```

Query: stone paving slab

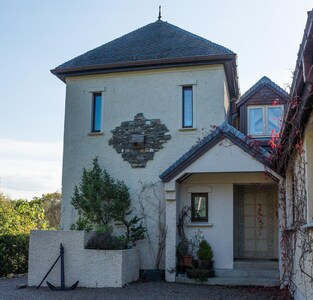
0;275;291;300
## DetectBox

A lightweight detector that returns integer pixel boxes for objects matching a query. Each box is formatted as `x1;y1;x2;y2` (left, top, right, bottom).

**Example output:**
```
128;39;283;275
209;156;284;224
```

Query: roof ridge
163;21;234;54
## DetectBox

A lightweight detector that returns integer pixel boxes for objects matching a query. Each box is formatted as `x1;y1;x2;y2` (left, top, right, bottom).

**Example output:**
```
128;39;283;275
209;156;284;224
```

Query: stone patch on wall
109;113;171;167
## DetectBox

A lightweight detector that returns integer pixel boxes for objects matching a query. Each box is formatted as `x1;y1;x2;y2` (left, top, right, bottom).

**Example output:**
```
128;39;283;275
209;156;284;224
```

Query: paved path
0;276;290;300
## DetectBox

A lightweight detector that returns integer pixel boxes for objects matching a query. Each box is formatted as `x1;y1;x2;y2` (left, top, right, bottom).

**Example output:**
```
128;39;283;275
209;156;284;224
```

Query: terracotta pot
183;255;193;267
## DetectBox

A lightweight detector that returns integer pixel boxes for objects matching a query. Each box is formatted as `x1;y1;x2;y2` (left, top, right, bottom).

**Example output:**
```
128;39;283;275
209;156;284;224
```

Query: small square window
191;193;208;222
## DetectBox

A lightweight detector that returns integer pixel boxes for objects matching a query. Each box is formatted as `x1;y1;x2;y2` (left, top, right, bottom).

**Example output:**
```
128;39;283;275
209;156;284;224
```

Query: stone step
176;275;280;287
215;268;279;279
234;261;278;270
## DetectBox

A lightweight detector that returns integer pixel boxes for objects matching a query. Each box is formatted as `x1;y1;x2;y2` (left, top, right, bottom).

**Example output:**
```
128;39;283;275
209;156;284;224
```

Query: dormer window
248;105;284;136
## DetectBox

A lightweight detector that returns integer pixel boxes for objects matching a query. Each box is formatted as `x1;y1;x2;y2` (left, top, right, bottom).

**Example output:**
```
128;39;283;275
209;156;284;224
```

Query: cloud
0;139;62;199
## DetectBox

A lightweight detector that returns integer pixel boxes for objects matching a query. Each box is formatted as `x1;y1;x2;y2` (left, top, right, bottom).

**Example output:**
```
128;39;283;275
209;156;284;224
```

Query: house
29;18;286;287
277;9;313;300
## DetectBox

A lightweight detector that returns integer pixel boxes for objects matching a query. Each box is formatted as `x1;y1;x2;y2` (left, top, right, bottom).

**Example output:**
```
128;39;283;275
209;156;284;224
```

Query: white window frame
247;105;284;137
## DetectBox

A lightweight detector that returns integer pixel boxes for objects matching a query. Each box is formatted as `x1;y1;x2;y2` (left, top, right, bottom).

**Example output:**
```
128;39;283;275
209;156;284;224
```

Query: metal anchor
37;243;79;290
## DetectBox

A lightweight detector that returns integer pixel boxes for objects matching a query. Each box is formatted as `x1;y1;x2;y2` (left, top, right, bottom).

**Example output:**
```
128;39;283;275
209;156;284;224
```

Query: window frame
182;86;193;128
191;193;208;222
247;105;284;137
91;92;102;133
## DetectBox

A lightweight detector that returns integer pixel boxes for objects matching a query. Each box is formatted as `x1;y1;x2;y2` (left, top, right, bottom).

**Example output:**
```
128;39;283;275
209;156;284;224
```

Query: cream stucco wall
60;65;230;269
179;172;276;270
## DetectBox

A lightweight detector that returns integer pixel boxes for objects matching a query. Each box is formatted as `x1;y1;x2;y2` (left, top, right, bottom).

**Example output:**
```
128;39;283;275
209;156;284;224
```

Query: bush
71;158;145;249
186;268;215;279
0;234;29;277
86;233;127;250
196;240;213;261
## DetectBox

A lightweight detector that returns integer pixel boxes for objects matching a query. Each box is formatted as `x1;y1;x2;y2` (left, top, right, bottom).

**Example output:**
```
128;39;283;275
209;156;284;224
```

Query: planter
28;230;140;288
182;255;193;267
198;260;214;270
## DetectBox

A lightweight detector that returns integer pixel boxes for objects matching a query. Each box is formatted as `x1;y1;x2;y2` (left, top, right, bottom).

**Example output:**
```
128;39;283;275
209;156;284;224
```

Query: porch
159;123;282;285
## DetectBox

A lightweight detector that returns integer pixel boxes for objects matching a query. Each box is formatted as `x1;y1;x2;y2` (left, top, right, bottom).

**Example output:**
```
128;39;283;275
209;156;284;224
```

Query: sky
0;0;312;199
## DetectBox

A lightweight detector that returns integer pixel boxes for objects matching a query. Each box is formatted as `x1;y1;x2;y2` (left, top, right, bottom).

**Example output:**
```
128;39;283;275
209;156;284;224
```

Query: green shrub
186;268;215;279
196;240;213;261
0;234;29;277
86;233;128;250
71;158;145;249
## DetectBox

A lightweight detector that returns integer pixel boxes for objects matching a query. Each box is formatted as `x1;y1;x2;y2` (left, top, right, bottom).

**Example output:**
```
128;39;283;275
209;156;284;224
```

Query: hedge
0;234;29;277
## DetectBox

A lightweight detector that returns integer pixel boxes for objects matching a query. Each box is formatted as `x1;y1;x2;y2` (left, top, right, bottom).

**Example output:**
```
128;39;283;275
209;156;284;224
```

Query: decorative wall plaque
109;113;171;167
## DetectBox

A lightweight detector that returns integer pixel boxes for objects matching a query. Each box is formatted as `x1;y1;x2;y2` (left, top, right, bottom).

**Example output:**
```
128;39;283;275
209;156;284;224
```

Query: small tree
71;158;145;248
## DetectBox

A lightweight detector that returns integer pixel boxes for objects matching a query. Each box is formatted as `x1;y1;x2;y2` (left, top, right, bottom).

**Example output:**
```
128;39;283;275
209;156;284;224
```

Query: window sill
88;132;104;136
178;128;197;132
301;222;313;230
187;223;213;228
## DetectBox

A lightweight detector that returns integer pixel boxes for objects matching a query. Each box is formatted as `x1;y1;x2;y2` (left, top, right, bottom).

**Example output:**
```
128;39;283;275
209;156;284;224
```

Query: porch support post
164;181;177;282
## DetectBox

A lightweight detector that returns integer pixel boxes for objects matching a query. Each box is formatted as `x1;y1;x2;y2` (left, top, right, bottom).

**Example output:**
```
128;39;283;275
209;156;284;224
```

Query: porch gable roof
160;122;271;182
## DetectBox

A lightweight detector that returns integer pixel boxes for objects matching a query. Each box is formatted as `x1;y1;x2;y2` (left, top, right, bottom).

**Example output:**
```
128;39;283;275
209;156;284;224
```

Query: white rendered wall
61;65;230;269
178;172;276;270
28;230;139;288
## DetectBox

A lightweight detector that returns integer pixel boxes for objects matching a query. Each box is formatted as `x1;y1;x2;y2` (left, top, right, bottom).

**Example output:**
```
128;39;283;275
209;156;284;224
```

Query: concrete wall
61;65;230;269
28;230;139;288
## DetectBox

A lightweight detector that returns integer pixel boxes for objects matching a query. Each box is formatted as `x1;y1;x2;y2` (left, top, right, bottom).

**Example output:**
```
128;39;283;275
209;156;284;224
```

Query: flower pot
182;255;193;267
198;260;214;270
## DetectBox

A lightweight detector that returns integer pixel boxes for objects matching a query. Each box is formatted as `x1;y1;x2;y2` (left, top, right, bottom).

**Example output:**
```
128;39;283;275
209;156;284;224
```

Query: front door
234;184;278;260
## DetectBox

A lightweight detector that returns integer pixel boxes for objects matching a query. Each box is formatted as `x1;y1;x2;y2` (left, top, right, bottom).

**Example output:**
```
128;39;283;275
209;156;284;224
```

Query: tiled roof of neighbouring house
54;20;234;71
160;122;271;182
237;76;288;106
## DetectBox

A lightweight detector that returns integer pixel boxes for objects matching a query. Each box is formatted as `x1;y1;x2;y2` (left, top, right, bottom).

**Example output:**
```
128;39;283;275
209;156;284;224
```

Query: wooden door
234;185;278;260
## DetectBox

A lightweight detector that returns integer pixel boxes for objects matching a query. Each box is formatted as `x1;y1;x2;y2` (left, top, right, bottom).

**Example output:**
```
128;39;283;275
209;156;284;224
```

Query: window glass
249;107;263;135
92;93;102;132
183;87;193;128
191;193;208;222
267;106;283;134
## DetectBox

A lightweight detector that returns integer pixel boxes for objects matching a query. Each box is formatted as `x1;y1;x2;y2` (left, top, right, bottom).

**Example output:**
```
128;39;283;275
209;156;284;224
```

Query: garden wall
28;230;139;288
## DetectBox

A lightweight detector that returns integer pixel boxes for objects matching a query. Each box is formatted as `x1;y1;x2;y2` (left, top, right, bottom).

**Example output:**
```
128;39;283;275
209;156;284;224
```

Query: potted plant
196;239;214;270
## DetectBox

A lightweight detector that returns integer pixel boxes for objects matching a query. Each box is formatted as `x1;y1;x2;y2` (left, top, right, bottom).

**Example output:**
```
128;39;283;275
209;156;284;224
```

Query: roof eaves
51;53;237;82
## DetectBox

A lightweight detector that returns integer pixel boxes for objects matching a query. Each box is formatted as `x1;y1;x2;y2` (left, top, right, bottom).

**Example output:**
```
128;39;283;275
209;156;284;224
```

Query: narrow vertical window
183;86;193;128
92;93;102;132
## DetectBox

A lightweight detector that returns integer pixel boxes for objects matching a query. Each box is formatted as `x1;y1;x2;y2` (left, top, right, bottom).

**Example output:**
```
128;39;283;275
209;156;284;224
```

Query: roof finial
158;5;162;21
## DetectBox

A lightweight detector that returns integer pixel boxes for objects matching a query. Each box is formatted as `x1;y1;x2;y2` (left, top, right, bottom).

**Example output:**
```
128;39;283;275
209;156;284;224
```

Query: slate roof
54;20;233;71
237;76;288;107
159;122;271;182
51;20;239;97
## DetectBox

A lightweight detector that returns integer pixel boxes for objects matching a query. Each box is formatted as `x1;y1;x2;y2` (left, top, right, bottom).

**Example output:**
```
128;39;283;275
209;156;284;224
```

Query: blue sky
0;0;312;199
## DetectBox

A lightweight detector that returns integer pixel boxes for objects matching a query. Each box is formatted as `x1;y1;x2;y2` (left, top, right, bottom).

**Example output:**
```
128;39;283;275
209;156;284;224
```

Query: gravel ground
0;275;291;300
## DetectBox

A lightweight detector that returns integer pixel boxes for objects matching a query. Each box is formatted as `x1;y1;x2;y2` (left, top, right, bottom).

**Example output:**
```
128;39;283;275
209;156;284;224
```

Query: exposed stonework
109;113;171;167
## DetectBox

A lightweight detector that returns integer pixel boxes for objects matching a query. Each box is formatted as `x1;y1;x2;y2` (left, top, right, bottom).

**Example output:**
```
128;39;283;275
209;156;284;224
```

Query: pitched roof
51;20;239;99
56;20;233;70
237;76;288;107
160;122;271;182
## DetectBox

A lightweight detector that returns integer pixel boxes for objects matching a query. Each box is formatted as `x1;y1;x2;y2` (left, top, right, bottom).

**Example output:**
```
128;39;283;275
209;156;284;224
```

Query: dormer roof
237;76;288;108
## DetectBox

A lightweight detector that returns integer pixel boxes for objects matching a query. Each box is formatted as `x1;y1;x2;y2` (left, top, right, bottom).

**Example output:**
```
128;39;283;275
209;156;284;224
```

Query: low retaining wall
28;230;139;288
